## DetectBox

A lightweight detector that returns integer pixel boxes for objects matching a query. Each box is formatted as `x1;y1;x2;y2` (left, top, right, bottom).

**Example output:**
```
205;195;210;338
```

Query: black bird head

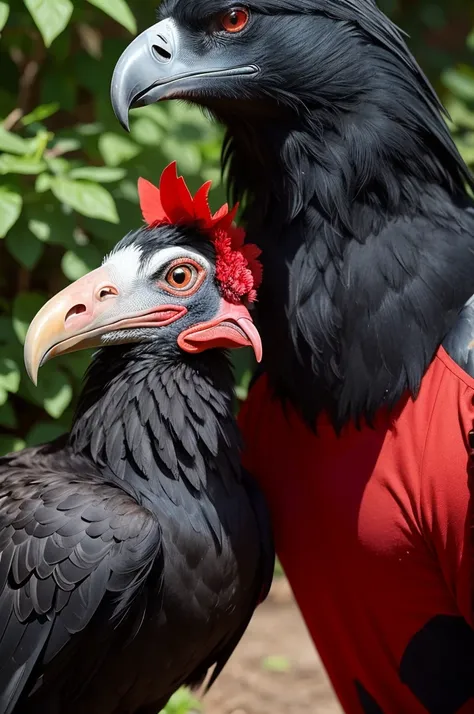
24;162;262;385
112;0;372;127
111;0;472;220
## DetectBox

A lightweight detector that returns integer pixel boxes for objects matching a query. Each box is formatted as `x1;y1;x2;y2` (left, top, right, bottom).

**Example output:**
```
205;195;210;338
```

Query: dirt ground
203;578;343;714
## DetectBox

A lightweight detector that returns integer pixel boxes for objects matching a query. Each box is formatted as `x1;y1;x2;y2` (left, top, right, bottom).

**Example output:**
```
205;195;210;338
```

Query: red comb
137;162;262;304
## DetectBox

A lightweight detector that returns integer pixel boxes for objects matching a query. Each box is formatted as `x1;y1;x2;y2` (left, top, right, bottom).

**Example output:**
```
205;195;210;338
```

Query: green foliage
160;688;201;714
23;0;74;48
0;0;227;456
86;0;137;34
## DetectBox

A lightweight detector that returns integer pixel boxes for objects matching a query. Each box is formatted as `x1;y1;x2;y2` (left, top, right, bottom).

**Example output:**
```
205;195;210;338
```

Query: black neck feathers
214;31;474;429
68;345;241;499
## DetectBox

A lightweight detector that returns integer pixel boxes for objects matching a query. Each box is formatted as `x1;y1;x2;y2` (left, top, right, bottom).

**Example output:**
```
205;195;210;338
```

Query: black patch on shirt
399;614;474;713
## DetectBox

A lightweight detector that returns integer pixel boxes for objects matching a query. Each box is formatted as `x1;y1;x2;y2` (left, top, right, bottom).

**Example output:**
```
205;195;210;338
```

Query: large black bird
111;3;474;713
0;163;273;714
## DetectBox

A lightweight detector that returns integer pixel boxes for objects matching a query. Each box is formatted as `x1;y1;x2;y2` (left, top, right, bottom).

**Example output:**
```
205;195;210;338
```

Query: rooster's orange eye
166;264;196;290
220;7;249;33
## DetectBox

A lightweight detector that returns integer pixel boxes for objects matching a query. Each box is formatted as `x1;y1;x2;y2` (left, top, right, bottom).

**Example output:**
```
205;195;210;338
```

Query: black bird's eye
219;7;250;33
162;260;205;296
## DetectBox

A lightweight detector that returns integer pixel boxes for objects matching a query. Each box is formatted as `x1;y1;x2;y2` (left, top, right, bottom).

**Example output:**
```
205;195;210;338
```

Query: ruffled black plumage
0;344;273;714
164;0;474;428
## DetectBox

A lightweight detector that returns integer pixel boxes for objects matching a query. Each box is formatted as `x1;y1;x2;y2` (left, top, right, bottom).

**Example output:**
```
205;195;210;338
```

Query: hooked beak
24;266;186;385
178;299;262;363
111;18;258;130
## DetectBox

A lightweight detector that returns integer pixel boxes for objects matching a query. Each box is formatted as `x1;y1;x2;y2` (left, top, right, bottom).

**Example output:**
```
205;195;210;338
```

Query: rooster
0;163;273;714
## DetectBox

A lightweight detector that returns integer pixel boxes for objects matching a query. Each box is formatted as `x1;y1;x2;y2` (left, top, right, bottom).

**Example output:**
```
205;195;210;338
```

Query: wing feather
0;457;162;714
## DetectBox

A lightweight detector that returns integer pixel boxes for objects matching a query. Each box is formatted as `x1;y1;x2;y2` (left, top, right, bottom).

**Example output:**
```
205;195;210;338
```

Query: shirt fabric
239;347;474;714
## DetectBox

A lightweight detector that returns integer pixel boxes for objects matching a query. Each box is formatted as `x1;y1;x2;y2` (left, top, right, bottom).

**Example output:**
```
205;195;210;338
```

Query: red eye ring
220;7;250;33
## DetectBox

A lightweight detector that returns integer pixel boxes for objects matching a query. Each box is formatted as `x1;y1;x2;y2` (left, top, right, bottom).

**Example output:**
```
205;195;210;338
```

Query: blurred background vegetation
0;1;472;450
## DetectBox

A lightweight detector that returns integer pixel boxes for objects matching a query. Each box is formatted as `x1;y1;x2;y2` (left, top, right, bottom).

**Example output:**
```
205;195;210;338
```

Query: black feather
160;0;474;427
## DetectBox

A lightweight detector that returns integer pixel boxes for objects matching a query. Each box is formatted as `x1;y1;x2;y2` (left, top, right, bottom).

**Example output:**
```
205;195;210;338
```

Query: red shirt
239;347;474;713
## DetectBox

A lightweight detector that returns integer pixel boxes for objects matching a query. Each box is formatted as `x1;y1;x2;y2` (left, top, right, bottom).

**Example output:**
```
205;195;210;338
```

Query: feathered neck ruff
212;42;474;430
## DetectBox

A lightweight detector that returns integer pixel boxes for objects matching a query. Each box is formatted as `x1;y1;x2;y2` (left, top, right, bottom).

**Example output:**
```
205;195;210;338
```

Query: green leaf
51;176;119;223
0;154;46;175
235;368;253;401
51;138;81;155
98;133;140;167
35;173;53;193
467;29;474;53
22;102;60;126
45;156;70;175
23;0;73;47
161;138;202;174
28;218;50;242
131;117;163;146
12;292;46;344
76;122;103;137
86;0;136;34
0;2;10;31
442;67;474;102
0;187;22;238
27;421;67;446
6;228;44;269
26;201;75;247
58;349;93;380
445;98;474;132
130;105;170;130
0;401;17;429
0;436;26;455
160;689;201;714
43;373;73;418
458;144;474;165
0;126;33;155
61;244;101;281
68;166;126;183
0;353;20;393
261;655;291;673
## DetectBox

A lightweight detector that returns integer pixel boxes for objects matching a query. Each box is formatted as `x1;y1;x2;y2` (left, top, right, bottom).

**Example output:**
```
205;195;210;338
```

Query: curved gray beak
111;18;258;131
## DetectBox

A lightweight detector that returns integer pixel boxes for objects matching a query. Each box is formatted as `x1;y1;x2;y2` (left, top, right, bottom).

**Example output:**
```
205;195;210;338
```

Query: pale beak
24;266;186;385
111;18;258;131
177;299;262;362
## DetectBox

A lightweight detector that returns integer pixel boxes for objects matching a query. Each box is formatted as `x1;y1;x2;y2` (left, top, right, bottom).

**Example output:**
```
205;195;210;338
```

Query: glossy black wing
190;467;275;692
240;468;275;604
0;450;162;714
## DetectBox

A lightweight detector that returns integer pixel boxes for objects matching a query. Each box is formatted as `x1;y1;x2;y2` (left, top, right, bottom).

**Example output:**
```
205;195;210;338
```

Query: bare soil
203;578;343;714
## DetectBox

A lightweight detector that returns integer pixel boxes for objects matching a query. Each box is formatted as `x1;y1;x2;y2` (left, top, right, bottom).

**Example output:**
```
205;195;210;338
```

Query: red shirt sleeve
419;350;474;625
